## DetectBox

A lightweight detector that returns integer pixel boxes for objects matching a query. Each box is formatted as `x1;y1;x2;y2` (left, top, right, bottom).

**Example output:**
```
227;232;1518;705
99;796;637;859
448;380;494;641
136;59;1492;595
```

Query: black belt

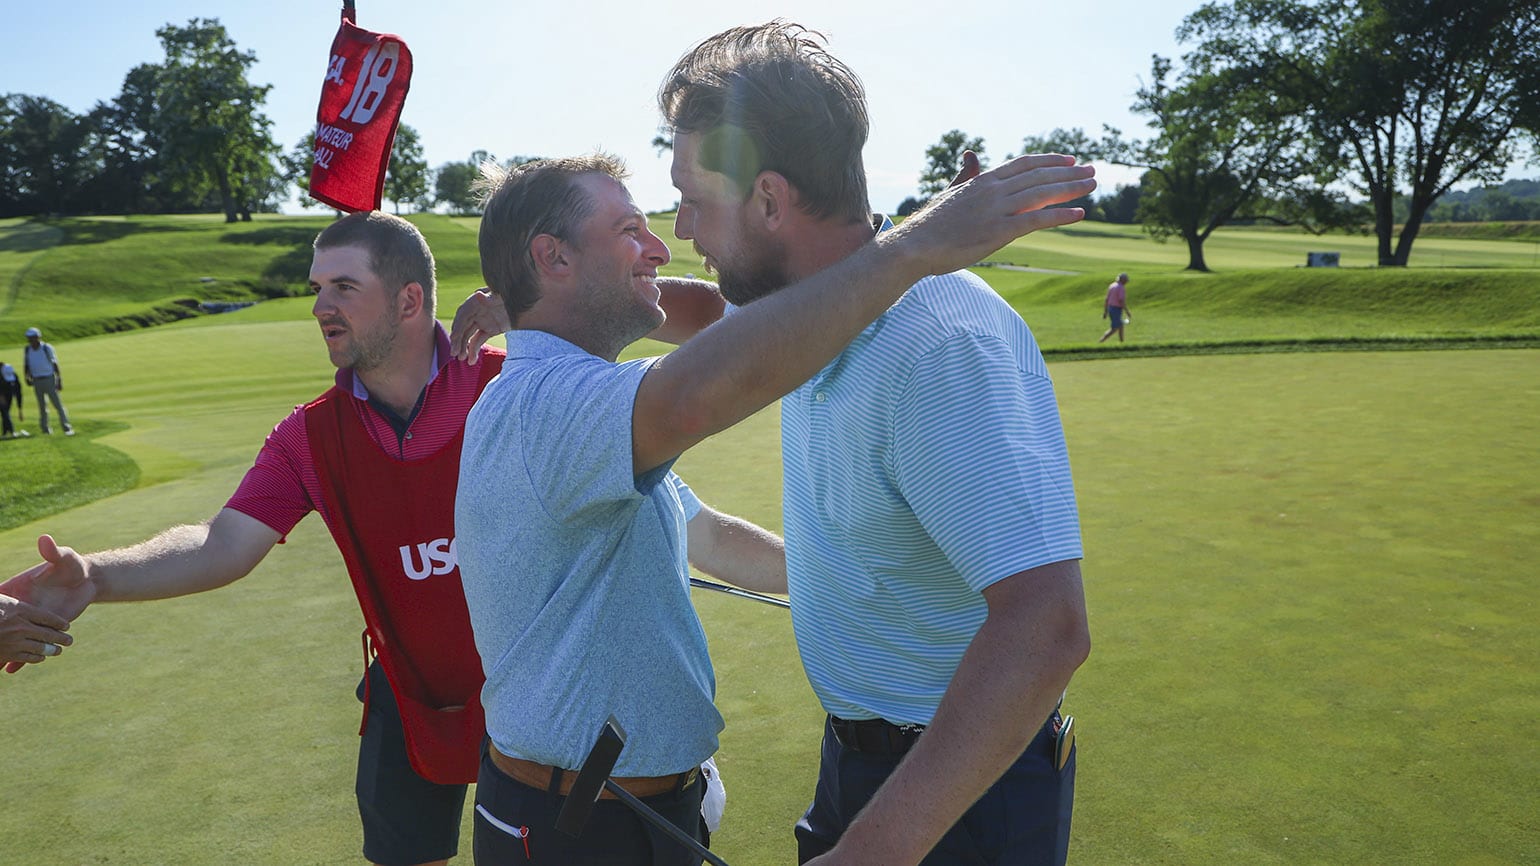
829;715;926;755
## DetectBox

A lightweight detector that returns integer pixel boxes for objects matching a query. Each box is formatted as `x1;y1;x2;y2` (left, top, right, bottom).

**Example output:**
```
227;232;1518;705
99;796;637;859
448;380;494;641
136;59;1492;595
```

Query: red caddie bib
304;358;500;784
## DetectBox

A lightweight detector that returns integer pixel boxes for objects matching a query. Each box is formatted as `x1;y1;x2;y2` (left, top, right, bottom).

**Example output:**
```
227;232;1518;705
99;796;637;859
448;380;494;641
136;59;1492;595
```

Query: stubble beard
716;242;792;307
336;314;402;373
583;274;665;360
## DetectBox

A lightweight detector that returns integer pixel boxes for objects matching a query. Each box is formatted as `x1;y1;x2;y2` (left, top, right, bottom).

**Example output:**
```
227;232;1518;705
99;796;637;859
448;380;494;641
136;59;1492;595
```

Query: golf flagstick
555;717;731;866
689;577;790;609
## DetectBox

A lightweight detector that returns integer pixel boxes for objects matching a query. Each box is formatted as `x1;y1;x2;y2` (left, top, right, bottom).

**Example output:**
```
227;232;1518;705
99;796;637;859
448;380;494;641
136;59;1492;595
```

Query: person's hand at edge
1;534;96;673
448;288;510;365
0;592;73;668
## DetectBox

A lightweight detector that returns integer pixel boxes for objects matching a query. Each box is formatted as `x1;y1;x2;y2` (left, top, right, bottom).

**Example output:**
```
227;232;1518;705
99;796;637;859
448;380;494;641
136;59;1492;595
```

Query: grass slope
0;213;491;344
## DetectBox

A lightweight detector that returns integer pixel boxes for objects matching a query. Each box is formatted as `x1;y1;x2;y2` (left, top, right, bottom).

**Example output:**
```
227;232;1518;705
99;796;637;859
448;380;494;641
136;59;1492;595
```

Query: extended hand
886;152;1095;277
0;593;73;667
0;534;97;672
449;288;511;364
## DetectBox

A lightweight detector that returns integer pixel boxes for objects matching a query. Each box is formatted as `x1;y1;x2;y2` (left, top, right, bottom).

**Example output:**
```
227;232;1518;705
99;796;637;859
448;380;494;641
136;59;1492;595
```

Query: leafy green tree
0;95;89;216
95;63;195;214
917;130;987;203
431;151;539;215
1109;54;1363;271
383;124;431;214
1181;0;1540;265
433;159;481;215
148;19;281;222
1097;183;1142;225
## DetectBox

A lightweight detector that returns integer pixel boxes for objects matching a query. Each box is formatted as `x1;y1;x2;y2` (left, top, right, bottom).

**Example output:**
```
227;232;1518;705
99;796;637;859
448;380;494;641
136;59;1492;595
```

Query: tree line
0;18;535;222
905;0;1538;269
5;4;1536;264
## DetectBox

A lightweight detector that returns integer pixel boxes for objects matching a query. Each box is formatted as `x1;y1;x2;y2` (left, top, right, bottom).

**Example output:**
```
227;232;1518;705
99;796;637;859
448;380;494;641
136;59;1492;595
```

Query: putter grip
554;717;628;836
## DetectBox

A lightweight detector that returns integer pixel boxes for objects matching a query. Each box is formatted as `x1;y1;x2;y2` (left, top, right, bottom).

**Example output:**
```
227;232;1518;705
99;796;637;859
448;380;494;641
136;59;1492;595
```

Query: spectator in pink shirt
1099;272;1131;343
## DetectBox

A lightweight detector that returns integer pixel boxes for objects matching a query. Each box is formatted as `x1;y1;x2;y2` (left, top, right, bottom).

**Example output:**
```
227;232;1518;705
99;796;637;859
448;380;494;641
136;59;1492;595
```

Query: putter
688;577;790;610
555;716;730;866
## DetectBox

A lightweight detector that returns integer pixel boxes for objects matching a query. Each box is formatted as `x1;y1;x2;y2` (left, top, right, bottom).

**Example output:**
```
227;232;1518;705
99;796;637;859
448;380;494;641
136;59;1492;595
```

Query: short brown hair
659;21;870;223
474;154;629;323
314;211;437;315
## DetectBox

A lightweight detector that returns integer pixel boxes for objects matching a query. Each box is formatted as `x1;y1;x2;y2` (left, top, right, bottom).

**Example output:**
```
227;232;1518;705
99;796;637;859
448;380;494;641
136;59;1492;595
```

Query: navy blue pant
473;744;706;865
795;713;1075;865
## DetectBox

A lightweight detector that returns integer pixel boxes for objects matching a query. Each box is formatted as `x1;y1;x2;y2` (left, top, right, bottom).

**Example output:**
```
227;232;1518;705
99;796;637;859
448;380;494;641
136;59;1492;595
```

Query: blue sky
2;1;1529;214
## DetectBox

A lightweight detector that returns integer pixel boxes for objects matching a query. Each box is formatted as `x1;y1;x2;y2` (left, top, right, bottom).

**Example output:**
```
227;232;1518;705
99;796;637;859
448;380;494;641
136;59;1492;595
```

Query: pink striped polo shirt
226;325;504;539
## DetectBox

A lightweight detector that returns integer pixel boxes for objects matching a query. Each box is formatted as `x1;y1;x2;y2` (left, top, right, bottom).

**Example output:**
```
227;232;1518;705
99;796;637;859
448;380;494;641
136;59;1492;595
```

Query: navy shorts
1107;306;1124;327
356;661;469;866
795;712;1075;865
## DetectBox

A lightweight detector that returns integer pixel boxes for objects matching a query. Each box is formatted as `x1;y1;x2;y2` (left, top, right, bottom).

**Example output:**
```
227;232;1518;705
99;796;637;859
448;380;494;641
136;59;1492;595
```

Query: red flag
309;8;412;212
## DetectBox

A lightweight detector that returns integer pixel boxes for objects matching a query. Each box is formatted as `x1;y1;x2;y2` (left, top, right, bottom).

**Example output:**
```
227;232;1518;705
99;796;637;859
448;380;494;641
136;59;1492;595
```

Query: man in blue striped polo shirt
455;141;1092;864
660;23;1093;866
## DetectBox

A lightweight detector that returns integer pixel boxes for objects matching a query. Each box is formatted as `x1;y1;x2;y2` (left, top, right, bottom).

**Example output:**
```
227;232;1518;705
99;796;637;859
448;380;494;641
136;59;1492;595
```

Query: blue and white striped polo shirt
783;268;1083;725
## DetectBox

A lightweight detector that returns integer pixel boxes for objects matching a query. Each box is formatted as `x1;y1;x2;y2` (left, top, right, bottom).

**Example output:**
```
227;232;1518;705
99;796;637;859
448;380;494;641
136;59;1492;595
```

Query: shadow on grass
0;419;140;532
0;222;63;254
221;227;316;297
51;220;189;247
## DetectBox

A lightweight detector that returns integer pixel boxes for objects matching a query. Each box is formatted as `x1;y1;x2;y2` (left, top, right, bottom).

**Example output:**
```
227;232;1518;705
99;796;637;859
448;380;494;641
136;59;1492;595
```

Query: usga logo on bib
399;537;456;581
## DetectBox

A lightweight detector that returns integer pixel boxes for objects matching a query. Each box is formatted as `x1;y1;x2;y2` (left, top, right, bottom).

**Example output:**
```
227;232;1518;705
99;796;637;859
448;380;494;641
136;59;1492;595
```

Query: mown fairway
0;215;1536;864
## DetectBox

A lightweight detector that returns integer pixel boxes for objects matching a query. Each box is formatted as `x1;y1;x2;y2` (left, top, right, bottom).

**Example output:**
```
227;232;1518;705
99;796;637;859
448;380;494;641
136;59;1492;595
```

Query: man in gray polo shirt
22;327;72;436
456;151;1093;864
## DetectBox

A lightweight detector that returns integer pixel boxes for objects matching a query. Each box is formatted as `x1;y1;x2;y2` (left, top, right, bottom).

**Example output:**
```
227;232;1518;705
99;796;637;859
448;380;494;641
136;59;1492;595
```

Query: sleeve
890;332;1082;592
224;408;320;540
515;355;673;523
670;474;703;521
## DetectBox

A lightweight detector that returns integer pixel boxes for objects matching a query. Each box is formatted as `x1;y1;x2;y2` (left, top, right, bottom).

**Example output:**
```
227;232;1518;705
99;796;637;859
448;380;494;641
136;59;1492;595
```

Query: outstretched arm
632;153;1096;475
0;508;281;672
686;505;786;595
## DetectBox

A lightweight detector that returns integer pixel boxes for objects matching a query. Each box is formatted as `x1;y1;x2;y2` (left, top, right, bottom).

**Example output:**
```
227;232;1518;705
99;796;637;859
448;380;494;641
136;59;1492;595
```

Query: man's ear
396;281;426;320
750;170;794;231
530;234;572;279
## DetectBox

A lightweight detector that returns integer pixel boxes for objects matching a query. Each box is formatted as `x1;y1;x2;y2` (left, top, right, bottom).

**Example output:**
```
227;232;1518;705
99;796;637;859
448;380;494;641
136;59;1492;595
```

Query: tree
96;62;193;215
0;95;89;217
1127;58;1354;271
917;130;987;203
431;151;539;214
433;159;481;215
1097;183;1143;224
383;124;431;214
1181;0;1540;265
149;19;281;222
1071;49;1357;271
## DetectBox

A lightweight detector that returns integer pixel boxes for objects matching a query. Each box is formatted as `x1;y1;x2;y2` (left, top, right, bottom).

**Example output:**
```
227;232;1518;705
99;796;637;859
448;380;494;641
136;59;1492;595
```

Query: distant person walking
1;360;24;439
1099;273;1131;343
22;327;72;435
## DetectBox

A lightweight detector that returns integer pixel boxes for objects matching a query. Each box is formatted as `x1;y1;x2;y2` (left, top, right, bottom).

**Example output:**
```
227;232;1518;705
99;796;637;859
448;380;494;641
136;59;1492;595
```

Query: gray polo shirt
456;329;719;776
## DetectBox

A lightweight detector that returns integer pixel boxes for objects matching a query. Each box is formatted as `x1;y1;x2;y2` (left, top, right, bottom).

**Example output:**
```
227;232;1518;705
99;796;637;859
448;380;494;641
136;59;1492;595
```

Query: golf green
1;318;1533;863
